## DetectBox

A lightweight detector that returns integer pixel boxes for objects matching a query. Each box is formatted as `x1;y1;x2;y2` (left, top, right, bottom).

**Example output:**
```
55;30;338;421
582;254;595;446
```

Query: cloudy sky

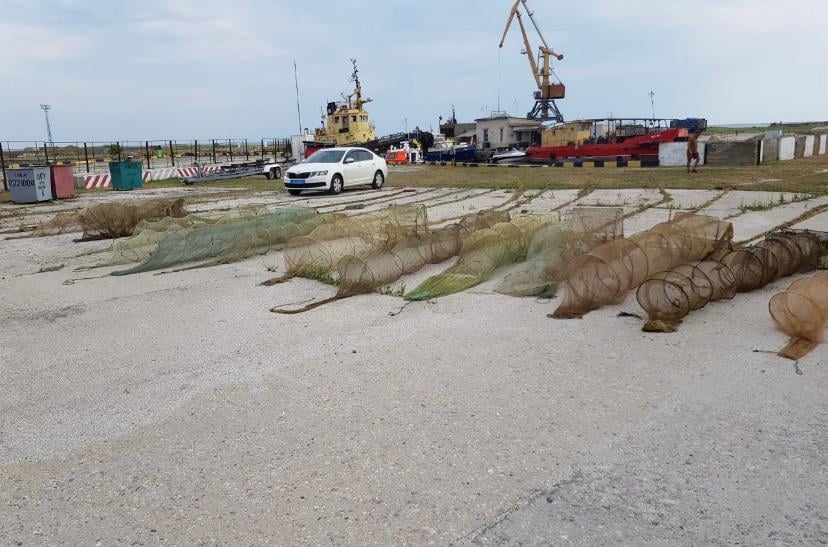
2;0;826;141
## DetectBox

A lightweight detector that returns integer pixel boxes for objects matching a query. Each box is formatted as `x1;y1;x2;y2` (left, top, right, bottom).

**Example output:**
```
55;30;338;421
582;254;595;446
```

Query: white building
474;115;542;154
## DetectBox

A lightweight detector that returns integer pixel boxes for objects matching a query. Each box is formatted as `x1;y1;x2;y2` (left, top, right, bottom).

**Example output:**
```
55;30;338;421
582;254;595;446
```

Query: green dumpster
109;160;143;190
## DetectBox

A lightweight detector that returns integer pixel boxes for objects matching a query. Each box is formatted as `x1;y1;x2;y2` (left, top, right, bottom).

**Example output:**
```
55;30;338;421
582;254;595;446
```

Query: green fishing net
494;207;624;297
81;206;269;269
111;207;320;275
404;214;554;301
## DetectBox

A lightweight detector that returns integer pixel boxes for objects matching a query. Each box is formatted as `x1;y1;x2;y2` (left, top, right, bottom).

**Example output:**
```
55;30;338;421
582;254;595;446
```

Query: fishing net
8;199;186;240
111;207;320;275
494;207;624;297
269;210;512;314
552;213;733;318
404;214;554;301
637;231;828;332
80;207;269;269
769;272;828;359
262;205;428;285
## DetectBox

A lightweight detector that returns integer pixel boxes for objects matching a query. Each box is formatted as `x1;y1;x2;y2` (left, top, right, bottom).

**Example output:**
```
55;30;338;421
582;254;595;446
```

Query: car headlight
311;170;328;177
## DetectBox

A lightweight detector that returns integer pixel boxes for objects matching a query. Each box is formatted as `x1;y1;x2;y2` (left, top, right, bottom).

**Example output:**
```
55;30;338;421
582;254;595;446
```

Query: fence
0;138;292;190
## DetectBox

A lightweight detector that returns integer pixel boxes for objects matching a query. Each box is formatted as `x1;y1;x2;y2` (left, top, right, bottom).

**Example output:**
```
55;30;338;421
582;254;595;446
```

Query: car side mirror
344;158;355;164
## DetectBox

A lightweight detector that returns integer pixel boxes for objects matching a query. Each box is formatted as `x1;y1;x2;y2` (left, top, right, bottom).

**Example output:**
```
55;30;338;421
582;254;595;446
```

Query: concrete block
794;136;807;158
658;142;706;167
804;135;815;157
779;136;796;160
762;138;779;162
819;135;827;155
628;160;642;168
582;161;595;169
706;141;759;166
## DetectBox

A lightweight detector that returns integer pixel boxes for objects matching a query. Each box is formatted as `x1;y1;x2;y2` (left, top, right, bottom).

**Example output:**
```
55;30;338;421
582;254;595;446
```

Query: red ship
526;118;706;165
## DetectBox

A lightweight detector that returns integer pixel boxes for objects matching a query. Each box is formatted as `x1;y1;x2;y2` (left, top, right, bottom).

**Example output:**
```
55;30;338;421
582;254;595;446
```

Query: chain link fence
0;138;292;189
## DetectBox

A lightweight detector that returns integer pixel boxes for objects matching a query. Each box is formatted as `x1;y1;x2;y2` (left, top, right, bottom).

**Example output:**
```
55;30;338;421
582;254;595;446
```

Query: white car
283;147;387;196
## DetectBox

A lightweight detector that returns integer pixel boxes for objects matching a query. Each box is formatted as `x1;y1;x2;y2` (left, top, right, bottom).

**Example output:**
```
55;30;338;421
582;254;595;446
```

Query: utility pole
648;90;656;120
40;104;54;146
293;60;303;135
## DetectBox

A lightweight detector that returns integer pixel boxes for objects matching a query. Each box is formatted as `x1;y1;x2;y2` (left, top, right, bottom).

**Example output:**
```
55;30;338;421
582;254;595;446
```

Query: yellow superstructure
540;121;592;147
315;59;377;146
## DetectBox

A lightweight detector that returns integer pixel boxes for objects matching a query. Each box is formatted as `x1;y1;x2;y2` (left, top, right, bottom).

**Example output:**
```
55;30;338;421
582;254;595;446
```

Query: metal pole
261;139;265;162
228;139;233;162
118;141;122;161
43;142;49;164
195;140;199;163
168;140;175;167
211;140;216;163
0;142;7;191
145;141;151;170
83;142;89;172
244;139;249;161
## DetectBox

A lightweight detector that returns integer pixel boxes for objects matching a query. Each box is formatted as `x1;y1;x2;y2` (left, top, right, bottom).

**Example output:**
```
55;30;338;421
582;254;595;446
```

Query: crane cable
497;48;503;113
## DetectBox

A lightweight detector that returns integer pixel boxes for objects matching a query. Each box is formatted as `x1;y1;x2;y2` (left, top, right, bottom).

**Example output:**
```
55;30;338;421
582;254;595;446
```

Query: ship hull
426;146;477;163
527;128;686;163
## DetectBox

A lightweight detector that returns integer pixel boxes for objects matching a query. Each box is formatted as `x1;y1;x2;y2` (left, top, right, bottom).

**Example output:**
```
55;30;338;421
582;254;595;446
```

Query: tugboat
313;59;377;147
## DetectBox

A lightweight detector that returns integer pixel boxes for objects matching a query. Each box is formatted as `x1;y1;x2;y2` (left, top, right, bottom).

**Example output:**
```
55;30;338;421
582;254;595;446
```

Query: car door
342;149;363;185
357;150;377;185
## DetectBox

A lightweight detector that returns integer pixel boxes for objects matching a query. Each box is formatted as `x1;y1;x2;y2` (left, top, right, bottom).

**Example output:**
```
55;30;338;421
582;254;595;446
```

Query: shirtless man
687;131;701;173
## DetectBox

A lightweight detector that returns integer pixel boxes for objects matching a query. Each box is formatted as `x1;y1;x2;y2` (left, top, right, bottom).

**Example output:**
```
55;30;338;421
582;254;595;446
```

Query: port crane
499;0;565;122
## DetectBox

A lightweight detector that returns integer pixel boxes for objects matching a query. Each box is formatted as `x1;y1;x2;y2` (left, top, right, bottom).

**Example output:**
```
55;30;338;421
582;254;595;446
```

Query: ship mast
350;58;371;110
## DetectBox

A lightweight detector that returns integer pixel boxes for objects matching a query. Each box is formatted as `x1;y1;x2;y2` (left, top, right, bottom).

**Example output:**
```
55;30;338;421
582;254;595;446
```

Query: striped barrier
142;167;178;182
83;174;111;189
176;166;222;178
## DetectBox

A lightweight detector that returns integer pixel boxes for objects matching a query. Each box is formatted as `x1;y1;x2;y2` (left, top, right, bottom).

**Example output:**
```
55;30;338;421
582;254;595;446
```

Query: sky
1;0;826;142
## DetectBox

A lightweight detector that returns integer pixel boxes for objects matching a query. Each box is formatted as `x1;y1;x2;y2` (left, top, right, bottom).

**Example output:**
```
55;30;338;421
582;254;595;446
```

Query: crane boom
498;0;565;122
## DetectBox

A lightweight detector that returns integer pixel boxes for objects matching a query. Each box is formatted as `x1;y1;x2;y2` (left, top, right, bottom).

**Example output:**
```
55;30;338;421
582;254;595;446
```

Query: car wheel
265;171;273;180
274;166;282;179
329;174;343;195
288;189;302;196
371;170;385;189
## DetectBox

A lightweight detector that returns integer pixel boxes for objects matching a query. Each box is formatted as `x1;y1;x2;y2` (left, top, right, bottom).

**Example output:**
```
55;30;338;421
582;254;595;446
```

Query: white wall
819;135;827;155
803;135;815;157
658;142;705;166
778;136;796;160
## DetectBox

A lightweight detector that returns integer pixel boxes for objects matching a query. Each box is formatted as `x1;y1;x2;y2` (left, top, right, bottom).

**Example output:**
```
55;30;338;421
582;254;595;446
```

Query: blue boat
425;144;477;163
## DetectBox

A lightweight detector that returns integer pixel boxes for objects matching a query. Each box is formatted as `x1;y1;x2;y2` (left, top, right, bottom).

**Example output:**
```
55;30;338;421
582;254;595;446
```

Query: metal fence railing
0;138;292;190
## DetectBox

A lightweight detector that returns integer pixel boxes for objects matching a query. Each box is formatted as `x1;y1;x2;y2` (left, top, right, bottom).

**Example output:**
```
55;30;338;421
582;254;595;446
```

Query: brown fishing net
8;198;186;240
262;205;428;285
637;231;828;332
770;272;828;359
494;207;624;297
404;214;554;301
552;213;734;318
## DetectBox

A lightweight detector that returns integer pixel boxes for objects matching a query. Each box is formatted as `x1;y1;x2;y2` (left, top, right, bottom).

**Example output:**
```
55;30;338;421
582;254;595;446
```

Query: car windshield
305;150;345;163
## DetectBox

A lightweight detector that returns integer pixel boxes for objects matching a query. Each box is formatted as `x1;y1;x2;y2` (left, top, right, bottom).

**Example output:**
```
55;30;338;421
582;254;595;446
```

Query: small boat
425;134;477;163
491;148;528;164
384;141;423;164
